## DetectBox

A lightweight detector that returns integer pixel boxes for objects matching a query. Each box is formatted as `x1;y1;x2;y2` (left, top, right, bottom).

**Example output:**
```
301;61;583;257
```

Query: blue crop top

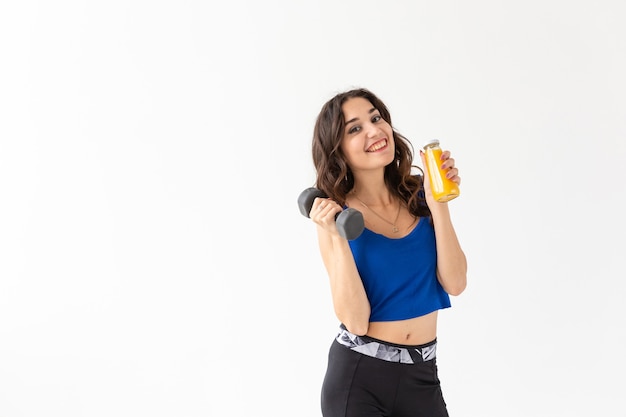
348;216;451;322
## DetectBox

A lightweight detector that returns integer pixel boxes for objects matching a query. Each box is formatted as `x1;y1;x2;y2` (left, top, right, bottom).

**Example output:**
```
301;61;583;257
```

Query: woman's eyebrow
345;108;377;125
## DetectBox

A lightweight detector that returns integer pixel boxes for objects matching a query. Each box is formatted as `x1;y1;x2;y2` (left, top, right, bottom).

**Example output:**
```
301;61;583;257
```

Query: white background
1;1;625;416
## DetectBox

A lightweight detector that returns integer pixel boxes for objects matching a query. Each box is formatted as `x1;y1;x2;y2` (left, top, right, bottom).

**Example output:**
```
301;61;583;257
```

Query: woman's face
340;97;395;173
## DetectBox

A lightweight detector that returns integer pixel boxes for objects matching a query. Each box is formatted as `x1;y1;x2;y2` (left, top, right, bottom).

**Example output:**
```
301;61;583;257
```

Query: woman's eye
348;126;361;134
372;115;381;123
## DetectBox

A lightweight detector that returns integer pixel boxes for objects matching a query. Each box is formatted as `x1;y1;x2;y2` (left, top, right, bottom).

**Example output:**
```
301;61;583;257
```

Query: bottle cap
423;139;440;150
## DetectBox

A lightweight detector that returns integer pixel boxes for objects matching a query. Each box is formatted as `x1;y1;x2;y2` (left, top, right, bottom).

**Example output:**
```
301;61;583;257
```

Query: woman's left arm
420;150;467;296
430;204;467;296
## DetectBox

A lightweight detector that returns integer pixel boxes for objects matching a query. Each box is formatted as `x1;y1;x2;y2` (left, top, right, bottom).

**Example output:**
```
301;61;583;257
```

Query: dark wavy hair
312;88;430;218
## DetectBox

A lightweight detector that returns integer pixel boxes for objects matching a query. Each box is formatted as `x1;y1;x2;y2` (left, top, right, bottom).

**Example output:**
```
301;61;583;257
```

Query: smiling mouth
367;139;388;152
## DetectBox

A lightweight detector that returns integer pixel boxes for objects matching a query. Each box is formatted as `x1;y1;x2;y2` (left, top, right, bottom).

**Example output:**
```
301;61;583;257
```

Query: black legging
321;339;449;417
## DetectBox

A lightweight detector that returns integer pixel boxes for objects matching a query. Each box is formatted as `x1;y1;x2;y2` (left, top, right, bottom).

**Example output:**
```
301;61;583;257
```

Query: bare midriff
366;311;438;345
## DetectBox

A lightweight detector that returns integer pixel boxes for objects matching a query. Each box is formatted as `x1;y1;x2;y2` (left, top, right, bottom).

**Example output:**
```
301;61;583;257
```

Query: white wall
1;1;624;416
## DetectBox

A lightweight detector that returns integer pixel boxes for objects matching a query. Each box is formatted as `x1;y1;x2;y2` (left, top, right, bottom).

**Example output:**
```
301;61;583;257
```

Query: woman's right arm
311;198;371;335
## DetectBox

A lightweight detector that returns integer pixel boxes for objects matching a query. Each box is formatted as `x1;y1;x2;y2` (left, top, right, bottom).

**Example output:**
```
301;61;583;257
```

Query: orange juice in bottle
423;139;460;202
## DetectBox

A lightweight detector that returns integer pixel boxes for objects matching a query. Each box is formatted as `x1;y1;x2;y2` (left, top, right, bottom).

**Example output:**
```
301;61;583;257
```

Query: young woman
308;88;467;417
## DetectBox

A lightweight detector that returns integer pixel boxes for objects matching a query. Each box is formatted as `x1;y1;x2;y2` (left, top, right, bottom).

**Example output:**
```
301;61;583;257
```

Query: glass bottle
423;139;460;202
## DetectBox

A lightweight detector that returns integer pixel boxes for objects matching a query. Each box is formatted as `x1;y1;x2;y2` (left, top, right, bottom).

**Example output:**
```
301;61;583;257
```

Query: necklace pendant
392;226;399;233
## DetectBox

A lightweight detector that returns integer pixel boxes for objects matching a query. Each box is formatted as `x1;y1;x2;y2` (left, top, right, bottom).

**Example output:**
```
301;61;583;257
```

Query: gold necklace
353;194;401;233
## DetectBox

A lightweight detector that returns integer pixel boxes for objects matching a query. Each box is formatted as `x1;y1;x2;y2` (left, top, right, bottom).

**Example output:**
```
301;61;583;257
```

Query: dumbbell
297;187;364;240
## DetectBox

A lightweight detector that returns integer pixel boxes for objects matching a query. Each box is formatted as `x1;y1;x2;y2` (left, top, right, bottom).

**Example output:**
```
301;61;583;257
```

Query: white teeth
367;139;387;152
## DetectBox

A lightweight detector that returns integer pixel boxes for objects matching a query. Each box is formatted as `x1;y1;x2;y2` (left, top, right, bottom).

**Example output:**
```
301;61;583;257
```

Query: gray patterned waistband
335;326;437;364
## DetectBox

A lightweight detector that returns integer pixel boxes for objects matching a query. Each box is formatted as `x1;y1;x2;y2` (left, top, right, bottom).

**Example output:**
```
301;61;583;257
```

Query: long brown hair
312;88;430;217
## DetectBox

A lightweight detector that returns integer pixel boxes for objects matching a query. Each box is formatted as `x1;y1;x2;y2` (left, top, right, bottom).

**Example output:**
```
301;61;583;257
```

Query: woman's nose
364;123;379;138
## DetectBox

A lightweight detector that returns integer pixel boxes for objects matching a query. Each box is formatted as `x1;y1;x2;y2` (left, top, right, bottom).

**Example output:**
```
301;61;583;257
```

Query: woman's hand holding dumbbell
297;187;364;240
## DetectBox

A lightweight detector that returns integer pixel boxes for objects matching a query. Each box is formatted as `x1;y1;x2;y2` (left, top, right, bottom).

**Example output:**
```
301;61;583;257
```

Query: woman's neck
351;183;393;207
